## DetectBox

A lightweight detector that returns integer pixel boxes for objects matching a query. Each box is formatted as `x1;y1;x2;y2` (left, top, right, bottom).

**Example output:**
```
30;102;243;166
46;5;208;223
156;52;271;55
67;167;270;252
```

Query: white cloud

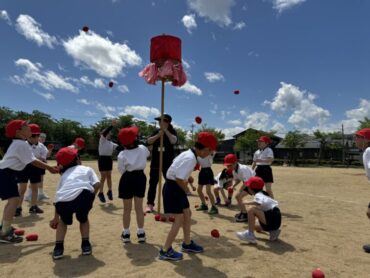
182;59;191;69
182;14;197;33
1;10;12;25
187;0;234;27
79;76;105;88
36;91;55;101
176;81;202;95
85;110;97;117
243;112;270;130
96;102;116;118
341;99;370;133
123;105;160;119
63;31;142;78
240;110;247;117
77;98;91;105
12;58;78;93
227;119;242;126
117;84;129;93
272;0;306;13
233;21;246;30
204;72;225;83
221;126;245;139
15;14;58;48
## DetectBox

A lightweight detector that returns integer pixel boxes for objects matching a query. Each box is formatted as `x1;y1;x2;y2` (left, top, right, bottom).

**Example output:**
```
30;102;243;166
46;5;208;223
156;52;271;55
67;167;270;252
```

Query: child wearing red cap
236;176;281;244
252;136;275;198
223;153;256;222
117;126;149;243
159;132;217;261
213;168;234;206
69;137;85;150
0;120;58;243
354;128;370;253
49;147;100;260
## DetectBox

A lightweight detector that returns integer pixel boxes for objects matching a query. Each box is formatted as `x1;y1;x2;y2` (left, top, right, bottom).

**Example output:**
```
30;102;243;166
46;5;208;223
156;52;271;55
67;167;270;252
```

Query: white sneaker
38;193;49;201
236;230;256;244
269;229;280;241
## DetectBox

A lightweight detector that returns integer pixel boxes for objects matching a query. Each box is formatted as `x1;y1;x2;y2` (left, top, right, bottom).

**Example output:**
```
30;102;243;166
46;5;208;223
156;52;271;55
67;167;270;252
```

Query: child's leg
17;183;27;207
213;187;220;199
56;220;68;241
1;197;19;234
106;171;113;191
247;205;266;232
236;191;249;213
265;183;274;198
197;185;206;204
79;220;90;239
220;189;228;203
30;182;40;207
123;198;133;230
99;172;107;193
134;197;144;229
164;214;184;250
205;185;215;206
182;208;192;245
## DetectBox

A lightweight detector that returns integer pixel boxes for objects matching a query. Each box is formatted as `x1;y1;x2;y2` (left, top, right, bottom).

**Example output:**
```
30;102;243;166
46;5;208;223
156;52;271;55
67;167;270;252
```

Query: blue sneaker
159;247;183;261
181;240;204;253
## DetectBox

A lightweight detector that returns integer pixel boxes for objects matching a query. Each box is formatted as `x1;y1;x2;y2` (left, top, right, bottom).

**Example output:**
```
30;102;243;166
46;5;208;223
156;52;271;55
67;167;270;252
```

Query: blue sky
1;0;370;138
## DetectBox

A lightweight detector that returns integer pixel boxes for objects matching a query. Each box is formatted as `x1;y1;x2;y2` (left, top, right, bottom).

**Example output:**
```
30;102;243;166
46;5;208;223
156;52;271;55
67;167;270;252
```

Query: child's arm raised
31;159;59;173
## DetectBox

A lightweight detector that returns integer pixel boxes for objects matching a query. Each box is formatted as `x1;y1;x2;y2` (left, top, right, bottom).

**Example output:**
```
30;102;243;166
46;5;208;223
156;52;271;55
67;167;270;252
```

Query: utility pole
342;123;345;164
190;123;195;142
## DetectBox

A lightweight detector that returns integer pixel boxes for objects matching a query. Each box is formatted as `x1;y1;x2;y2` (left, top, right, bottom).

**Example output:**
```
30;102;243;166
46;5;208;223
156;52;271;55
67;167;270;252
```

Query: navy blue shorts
118;170;146;199
163;179;189;214
198;167;214;185
55;189;95;225
0;168;20;200
260;207;281;231
255;165;273;183
18;164;42;184
98;156;113;172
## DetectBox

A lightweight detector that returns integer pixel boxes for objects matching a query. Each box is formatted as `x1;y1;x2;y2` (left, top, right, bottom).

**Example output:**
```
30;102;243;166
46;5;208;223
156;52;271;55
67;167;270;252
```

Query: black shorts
55;190;95;225
260;207;281;231
0;168;20;200
118;170;146;199
163;179;190;214
98;156;113;172
198;167;214;185
40;169;46;176
17;164;42;184
255;165;274;183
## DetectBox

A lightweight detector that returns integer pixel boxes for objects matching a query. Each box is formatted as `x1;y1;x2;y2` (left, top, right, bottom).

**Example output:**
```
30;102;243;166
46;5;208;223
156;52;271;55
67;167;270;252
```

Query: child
213;168;234;206
236;176;281;244
223;154;255;222
196;152;218;214
69;137;85;150
97;120;118;203
354;128;370;253
252;136;275;198
117;126;149;243
159;132;217;261
49;147;100;259
16;124;46;215
0;120;58;243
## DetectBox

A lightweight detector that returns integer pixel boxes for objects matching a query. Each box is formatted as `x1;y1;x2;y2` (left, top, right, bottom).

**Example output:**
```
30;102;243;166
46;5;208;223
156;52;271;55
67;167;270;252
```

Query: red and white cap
356;128;370;140
118;126;139;146
196;132;217;151
224;154;237;166
74;137;85;149
56;147;78;167
5;120;28;138
244;176;264;190
29;124;41;135
257;136;272;144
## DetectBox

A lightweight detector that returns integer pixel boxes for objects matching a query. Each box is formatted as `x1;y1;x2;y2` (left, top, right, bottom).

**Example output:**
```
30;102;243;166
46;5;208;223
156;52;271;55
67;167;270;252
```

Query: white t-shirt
117;145;150;174
99;135;118;156
214;172;233;189
31;142;47;161
37;142;49;161
166;149;197;181
233;164;255;182
253;147;274;166
197;153;214;168
0;139;36;171
363;147;370;181
254;191;278;211
54;165;99;203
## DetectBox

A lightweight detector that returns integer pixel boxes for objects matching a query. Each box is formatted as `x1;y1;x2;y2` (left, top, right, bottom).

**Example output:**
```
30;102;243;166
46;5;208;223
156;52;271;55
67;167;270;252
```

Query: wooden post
157;79;165;213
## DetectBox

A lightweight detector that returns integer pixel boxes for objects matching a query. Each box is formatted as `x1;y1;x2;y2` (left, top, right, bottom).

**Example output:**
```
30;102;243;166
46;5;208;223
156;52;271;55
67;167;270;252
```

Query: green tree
359;117;370;129
283;130;309;166
187;124;225;148
234;129;276;159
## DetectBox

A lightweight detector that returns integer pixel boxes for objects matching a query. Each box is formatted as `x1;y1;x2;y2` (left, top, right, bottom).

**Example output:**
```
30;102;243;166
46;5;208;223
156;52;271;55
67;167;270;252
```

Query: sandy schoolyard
1;161;370;277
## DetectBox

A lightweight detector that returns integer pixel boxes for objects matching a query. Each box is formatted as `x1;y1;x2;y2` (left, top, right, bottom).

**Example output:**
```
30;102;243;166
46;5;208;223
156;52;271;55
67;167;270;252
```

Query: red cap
56;147;78;167
244;176;264;190
74;137;85;149
29;124;41;135
196;132;217;151
224;154;237;166
195;116;202;124
257;136;272;144
118;126;139;145
5;120;27;138
356;128;370;140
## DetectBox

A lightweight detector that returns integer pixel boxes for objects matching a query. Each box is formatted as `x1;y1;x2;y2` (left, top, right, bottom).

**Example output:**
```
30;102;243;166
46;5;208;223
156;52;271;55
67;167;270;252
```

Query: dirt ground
1;161;370;278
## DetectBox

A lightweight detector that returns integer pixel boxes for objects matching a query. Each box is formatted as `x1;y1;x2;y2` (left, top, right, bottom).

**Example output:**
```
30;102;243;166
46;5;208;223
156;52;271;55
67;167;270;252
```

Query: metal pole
157;79;165;214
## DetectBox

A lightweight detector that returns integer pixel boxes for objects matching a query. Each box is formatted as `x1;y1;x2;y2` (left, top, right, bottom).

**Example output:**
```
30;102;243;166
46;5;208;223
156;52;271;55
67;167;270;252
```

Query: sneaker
81;243;92;255
145;205;154;213
235;213;248;223
38;193;49;201
159;247;183;261
53;248;64;260
215;197;221;206
15;207;22;217
107;190;113;201
196;203;208;211
0;231;23;244
137;232;146;243
181;240;204;253
224;200;231;207
269;229;281;241
208;206;218;215
121;232;130;243
236;230;257;244
363;244;370;253
29;205;44;214
98;192;106;203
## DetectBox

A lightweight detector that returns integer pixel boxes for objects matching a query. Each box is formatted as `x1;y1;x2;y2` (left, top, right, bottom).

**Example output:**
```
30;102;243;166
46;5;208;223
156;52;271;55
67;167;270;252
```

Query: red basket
150;35;181;64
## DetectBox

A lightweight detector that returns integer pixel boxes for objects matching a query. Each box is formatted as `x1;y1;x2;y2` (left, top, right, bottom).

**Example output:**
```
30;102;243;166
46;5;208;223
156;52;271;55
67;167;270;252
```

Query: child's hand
190;183;196;191
49;217;59;229
188;176;194;184
48;165;59;174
